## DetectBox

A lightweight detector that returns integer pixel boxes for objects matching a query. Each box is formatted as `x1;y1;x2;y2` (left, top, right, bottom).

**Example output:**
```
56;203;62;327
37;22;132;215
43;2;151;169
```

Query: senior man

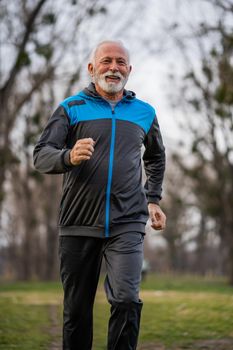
33;40;166;350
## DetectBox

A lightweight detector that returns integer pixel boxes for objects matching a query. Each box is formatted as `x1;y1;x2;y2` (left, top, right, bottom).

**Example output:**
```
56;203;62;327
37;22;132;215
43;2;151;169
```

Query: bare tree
167;0;233;283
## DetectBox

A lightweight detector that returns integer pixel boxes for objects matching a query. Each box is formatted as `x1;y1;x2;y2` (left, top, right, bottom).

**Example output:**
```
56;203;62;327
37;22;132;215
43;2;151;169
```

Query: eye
117;59;127;66
101;58;111;64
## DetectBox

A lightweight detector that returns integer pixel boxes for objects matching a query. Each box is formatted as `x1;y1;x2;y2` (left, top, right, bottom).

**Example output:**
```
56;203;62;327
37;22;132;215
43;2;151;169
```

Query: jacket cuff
62;149;73;167
147;195;161;205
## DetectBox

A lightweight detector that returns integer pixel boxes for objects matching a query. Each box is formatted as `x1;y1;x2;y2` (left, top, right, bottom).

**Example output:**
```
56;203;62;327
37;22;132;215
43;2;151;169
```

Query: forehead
95;43;129;62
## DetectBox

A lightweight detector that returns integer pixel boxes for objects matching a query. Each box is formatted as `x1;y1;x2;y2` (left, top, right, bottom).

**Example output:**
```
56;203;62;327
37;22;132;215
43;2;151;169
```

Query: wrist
63;149;73;166
148;202;160;207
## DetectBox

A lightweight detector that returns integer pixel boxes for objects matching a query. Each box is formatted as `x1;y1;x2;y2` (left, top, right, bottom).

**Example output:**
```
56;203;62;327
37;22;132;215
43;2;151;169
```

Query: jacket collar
82;82;136;102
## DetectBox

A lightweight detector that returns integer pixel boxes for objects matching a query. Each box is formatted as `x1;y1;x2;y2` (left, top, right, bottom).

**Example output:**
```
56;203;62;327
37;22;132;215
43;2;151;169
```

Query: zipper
105;104;116;237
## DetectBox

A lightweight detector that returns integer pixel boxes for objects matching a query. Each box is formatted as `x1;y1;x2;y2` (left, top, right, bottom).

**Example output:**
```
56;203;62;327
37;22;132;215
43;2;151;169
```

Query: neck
95;84;123;101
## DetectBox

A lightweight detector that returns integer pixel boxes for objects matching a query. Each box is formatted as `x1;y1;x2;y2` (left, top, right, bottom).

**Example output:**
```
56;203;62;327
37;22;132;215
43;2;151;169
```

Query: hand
148;203;166;231
69;138;95;166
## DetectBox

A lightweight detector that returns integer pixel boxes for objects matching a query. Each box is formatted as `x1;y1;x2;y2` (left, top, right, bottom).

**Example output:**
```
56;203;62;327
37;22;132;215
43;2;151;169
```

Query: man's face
88;43;132;96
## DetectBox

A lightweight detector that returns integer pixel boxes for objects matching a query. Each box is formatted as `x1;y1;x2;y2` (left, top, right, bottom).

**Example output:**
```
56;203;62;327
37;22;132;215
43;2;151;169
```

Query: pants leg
104;232;144;350
59;236;103;350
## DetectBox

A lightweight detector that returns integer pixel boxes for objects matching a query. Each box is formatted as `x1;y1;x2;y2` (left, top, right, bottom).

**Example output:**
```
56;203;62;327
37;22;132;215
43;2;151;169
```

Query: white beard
94;71;128;93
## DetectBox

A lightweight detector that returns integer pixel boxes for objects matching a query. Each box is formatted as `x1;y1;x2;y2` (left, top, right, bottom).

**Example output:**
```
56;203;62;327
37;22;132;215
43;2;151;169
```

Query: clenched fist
69;138;95;166
148;203;166;231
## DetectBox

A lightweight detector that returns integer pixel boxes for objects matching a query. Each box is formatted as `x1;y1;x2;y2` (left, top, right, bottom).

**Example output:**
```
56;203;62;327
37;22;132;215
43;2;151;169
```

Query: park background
0;0;233;349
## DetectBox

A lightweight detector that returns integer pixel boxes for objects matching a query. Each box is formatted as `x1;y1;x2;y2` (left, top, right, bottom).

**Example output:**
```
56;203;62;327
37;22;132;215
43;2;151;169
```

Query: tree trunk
195;214;207;275
43;175;61;280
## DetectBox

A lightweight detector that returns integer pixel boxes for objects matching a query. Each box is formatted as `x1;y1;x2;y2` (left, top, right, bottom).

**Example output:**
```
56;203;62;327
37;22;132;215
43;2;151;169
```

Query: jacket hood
81;82;136;102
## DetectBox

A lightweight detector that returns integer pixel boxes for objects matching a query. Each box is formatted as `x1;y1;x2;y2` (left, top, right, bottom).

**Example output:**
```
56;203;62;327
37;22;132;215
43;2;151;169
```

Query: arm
33;105;73;174
33;105;95;174
143;116;166;230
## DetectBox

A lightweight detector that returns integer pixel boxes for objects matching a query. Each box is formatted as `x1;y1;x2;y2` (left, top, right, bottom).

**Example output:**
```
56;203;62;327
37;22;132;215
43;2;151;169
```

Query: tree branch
11;65;55;120
203;0;233;13
1;0;47;96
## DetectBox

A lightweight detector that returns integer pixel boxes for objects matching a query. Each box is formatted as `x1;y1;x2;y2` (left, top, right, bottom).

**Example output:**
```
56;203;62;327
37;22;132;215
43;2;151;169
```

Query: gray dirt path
48;305;62;350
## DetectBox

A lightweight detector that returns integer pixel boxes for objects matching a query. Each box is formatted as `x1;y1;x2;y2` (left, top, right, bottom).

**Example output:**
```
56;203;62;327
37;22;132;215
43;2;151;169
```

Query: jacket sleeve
143;116;166;204
33;105;74;174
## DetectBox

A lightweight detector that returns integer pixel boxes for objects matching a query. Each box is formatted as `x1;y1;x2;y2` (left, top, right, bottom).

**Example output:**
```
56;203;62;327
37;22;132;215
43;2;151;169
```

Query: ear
88;63;94;77
129;65;132;73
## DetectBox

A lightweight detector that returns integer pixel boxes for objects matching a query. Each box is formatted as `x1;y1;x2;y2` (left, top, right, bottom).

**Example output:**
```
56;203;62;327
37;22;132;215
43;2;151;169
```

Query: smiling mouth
105;75;121;83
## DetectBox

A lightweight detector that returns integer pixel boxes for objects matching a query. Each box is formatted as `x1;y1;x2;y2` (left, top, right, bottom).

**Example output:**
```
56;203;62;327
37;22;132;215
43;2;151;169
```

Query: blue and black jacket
33;83;166;238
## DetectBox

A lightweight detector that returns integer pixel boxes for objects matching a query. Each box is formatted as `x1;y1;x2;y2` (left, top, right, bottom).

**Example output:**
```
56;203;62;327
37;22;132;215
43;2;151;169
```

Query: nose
109;60;119;72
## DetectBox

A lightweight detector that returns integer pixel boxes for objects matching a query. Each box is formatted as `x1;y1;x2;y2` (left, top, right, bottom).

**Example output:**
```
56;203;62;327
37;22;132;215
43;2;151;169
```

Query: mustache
102;71;124;79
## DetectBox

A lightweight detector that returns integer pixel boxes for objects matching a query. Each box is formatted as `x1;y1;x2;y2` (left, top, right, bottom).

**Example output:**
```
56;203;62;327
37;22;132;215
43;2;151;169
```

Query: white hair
89;40;130;65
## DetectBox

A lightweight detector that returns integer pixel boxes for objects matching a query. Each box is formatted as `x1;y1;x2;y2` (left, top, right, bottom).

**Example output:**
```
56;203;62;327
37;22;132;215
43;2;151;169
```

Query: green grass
0;280;62;293
0;274;233;349
141;273;233;294
139;291;233;347
0;298;51;350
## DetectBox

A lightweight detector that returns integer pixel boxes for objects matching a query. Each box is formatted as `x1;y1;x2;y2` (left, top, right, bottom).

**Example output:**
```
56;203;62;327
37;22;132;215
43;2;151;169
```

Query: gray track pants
59;232;144;350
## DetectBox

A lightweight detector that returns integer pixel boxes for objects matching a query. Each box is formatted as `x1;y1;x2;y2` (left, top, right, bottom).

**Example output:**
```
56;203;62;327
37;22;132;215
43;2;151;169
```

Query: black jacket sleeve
143;116;166;204
33;106;73;174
